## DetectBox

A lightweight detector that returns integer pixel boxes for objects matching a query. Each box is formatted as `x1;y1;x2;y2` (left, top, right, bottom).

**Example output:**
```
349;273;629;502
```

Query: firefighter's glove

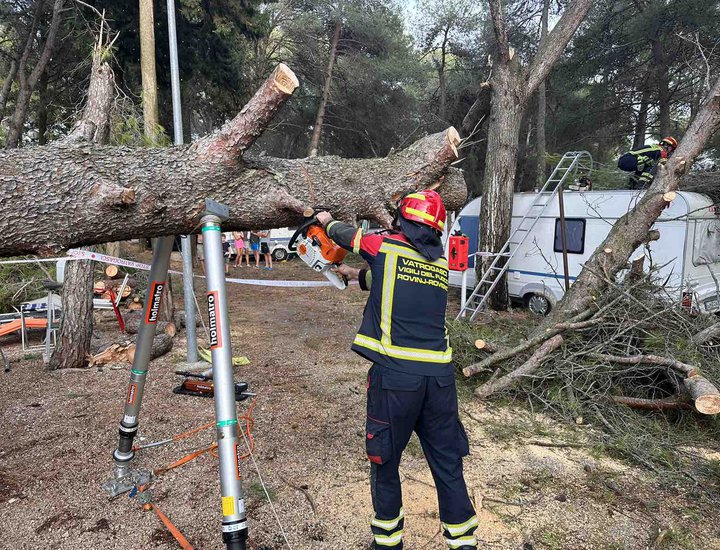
316;211;333;227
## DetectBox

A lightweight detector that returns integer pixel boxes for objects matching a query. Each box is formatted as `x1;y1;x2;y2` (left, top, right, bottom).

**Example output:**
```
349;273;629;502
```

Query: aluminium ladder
457;151;593;321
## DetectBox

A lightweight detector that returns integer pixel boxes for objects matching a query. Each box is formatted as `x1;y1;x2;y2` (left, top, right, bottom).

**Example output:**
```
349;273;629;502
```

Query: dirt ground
1;257;719;549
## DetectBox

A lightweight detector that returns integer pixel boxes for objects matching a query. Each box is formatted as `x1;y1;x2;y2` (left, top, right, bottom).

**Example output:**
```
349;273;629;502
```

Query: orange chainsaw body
300;225;347;264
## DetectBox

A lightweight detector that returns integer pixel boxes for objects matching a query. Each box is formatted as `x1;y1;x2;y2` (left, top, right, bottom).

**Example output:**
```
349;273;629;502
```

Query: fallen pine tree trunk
123;310;177;336
124;318;176;338
0;64;466;257
88;333;173;367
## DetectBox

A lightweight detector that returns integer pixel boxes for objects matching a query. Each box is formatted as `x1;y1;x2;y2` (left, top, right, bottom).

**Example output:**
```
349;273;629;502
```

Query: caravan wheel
272;248;288;261
526;294;551;316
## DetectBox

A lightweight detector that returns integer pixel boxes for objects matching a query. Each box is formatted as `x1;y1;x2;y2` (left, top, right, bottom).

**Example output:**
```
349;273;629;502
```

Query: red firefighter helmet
661;136;678;149
398;190;446;232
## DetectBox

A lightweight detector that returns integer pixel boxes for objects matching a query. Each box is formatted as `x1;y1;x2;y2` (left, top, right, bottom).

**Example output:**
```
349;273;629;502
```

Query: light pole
166;0;197;362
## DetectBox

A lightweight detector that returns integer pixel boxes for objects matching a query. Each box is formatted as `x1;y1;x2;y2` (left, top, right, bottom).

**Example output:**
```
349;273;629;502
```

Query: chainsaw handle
288;217;319;251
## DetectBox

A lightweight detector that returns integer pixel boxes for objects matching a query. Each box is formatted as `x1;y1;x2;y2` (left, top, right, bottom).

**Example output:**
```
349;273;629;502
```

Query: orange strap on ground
174;421;215;441
151;503;195;550
155;444;218;476
137;485;194;550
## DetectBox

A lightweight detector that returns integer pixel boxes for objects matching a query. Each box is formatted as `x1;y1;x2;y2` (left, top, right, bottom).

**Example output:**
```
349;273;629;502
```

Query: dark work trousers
365;364;477;549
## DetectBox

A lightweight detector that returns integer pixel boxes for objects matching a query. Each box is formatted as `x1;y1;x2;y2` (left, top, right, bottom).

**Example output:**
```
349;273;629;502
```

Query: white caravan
446;190;720;315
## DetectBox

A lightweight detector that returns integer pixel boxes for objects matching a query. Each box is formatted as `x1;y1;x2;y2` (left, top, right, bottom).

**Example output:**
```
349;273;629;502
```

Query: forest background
2;0;719;195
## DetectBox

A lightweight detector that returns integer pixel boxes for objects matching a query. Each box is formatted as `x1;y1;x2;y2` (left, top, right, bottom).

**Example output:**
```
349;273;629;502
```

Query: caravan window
693;219;720;266
554;218;586;254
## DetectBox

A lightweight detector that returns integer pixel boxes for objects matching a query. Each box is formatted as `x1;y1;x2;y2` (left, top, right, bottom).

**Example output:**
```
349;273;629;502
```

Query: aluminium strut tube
202;215;248;550
112;235;175;480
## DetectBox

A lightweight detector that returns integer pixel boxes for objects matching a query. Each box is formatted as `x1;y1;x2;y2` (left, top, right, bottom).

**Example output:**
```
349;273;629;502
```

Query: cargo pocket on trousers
366;417;391;465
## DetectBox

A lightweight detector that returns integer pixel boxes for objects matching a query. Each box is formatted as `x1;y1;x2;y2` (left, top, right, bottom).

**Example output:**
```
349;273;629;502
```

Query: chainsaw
288;216;348;289
173;370;252;401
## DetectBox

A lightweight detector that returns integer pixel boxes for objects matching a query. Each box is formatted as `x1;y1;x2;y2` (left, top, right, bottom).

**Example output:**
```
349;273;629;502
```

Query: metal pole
166;0;197;362
110;235;174;485
43;290;52;363
166;0;183;145
181;236;197;361
460;269;468;318
557;184;571;292
201;213;248;550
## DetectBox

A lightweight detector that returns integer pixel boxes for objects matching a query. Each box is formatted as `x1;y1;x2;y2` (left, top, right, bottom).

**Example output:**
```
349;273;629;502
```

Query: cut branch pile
451;272;720;484
461;275;720;416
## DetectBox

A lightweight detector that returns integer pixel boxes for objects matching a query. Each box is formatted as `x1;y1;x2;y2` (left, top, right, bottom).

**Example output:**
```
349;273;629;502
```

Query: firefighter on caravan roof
618;136;678;189
316;191;478;550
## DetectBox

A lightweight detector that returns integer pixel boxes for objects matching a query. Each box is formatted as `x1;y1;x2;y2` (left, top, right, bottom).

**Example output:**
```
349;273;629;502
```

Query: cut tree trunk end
88;334;174;367
684;375;720;415
474;339;503;354
0;64;465;257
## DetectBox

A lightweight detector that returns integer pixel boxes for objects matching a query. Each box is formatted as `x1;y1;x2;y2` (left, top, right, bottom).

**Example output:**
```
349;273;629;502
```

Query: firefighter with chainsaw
618;136;678;189
316;190;478;550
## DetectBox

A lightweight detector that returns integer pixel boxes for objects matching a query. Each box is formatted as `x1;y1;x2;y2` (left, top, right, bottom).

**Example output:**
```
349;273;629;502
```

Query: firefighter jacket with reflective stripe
625;144;664;188
326;221;453;376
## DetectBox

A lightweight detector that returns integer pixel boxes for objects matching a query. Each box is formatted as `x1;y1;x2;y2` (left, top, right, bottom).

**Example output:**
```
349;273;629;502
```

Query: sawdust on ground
1;257;719;550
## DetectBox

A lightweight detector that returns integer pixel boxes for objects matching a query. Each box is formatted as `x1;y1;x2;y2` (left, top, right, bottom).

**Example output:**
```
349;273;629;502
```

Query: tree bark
0;66;466;257
308;20;341;158
474;334;564;398
49;258;95;370
479;0;593;309
535;0;550;189
124;316;176;337
692;322;720;345
139;0;159;142
610;395;693;411
36;71;48;145
49;44;115;370
0;59;18;123
651;38;671;137
6;0;65;149
479;59;524;309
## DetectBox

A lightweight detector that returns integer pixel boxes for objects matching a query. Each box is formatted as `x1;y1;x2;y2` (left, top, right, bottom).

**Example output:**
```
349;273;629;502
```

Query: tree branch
488;0;510;60
190;63;299;163
28;0;65;90
474;334;564;398
524;0;593;93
